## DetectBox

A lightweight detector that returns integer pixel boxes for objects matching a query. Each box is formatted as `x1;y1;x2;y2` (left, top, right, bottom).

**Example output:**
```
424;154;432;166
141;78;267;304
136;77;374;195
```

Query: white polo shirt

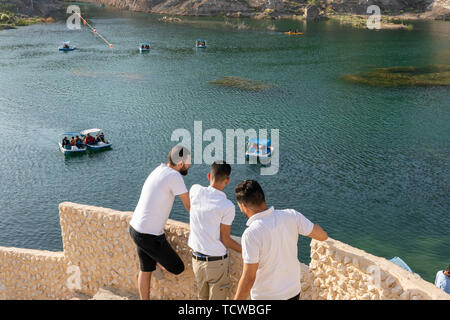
130;163;188;235
188;184;235;256
241;206;314;300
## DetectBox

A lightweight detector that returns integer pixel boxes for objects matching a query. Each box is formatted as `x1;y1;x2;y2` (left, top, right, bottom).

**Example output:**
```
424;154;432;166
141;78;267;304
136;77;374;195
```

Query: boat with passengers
139;42;151;53
59;41;76;51
80;128;112;151
245;138;273;165
59;132;86;155
195;39;207;48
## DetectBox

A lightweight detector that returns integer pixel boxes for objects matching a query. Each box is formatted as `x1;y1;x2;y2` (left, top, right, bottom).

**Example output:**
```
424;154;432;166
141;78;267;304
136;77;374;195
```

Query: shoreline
0;12;54;31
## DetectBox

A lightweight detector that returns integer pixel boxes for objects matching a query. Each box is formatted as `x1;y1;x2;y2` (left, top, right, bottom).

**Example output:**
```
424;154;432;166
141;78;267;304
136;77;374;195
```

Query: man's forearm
234;276;254;300
222;237;242;253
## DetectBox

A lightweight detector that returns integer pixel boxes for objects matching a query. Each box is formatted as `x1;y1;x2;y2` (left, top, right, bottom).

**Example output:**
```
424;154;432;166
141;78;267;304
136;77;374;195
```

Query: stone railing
0;202;448;300
308;239;448;300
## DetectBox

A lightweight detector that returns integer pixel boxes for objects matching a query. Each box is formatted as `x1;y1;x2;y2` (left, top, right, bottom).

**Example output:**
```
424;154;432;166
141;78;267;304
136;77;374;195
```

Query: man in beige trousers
188;161;242;300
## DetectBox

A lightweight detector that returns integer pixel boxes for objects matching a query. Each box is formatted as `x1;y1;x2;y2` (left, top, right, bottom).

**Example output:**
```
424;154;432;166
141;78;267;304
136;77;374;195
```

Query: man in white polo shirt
188;161;242;300
233;180;328;300
129;145;191;300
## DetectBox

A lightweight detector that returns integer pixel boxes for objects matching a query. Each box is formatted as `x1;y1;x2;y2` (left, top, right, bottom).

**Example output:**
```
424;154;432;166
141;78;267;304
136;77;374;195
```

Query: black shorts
129;225;185;274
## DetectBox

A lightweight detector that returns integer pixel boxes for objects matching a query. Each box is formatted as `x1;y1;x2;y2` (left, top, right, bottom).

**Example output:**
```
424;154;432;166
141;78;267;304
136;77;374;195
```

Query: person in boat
70;137;75;146
141;44;145;49
85;133;96;145
63;43;69;49
233;180;328;300
75;136;83;148
435;265;450;294
98;132;106;143
145;44;150;50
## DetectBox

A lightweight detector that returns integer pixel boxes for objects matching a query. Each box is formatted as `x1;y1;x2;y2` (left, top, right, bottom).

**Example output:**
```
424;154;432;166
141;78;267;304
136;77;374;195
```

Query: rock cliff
68;0;450;19
0;0;64;17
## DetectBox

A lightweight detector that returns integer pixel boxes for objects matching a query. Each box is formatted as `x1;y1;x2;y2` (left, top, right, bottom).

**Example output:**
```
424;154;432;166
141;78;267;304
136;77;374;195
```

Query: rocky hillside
0;0;64;17
70;0;450;19
1;0;448;20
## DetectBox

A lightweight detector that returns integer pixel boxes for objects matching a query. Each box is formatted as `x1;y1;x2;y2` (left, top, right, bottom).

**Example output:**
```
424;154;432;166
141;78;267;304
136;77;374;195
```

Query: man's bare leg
138;271;152;300
157;262;168;273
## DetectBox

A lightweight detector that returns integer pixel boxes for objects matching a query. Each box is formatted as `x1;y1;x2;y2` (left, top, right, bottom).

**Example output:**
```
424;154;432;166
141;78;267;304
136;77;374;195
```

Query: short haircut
235;180;265;207
446;265;450;273
168;145;190;166
210;161;231;182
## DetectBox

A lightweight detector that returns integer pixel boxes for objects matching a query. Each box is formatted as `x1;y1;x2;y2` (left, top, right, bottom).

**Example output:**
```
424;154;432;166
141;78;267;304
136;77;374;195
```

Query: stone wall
59;202;245;299
308;239;449;300
0;202;448;300
0;247;72;300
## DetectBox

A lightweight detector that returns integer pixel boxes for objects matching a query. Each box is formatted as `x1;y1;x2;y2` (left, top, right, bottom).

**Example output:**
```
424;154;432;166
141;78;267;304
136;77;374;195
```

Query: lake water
0;4;449;282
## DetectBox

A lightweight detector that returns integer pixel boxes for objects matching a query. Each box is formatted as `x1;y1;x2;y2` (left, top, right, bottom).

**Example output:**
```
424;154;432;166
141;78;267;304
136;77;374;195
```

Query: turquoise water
0;5;449;283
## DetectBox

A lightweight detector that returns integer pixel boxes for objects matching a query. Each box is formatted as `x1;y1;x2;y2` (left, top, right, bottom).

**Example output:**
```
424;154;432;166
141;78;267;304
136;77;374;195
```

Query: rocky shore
0;0;64;17
0;0;63;30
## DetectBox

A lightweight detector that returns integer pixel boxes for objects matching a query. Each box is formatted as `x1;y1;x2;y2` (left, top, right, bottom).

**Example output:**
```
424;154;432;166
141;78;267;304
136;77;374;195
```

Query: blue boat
196;39;207;48
80;128;112;151
139;42;151;53
245;138;273;165
59;41;76;52
58;132;86;155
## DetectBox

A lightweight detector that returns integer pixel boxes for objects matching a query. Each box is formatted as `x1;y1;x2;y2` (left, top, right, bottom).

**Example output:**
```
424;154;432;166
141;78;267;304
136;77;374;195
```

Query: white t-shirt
130;163;188;235
241;206;314;300
188;184;235;256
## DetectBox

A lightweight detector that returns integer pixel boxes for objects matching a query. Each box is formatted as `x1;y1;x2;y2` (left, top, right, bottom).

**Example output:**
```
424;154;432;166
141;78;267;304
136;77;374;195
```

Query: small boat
80;128;112;151
139;42;151;53
245;138;273;165
196;39;207;48
59;132;86;155
389;257;414;273
59;41;76;51
284;31;304;35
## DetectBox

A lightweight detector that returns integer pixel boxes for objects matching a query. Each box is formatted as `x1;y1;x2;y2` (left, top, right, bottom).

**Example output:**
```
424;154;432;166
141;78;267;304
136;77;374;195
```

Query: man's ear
207;172;211;181
224;177;230;186
176;161;184;170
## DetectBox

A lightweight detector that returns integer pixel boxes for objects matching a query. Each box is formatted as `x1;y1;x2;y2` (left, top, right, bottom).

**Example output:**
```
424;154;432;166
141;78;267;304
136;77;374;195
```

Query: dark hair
210;161;231;182
168;145;191;166
446;265;450;273
235;180;265;207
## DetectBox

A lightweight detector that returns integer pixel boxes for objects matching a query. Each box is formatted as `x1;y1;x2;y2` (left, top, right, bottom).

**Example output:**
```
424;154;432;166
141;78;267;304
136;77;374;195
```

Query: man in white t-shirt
434;265;450;294
233;180;328;300
129;145;191;300
188;161;242;300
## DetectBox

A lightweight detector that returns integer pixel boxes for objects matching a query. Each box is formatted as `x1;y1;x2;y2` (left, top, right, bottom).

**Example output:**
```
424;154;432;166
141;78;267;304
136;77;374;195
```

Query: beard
179;165;189;176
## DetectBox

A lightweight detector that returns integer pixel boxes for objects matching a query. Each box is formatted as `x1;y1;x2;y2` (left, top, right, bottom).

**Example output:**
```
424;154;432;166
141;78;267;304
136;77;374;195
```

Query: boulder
304;5;321;21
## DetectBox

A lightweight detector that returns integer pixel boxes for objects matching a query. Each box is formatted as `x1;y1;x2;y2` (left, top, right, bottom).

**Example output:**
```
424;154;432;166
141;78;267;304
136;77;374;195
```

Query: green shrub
342;65;450;87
